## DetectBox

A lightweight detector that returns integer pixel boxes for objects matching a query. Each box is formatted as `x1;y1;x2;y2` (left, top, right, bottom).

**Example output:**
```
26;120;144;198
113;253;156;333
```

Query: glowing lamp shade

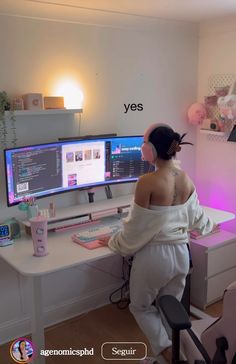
187;102;206;125
53;79;84;109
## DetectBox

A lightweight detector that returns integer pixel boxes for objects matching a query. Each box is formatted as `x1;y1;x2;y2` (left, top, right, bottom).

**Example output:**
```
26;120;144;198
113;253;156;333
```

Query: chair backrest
201;281;236;363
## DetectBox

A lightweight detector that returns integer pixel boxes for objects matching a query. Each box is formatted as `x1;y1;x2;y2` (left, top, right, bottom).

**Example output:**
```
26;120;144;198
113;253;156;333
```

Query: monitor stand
105;185;113;199
22;194;133;234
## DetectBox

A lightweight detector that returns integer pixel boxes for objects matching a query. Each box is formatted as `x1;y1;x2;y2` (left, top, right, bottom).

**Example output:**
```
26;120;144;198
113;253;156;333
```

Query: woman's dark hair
149;125;193;160
18;340;25;360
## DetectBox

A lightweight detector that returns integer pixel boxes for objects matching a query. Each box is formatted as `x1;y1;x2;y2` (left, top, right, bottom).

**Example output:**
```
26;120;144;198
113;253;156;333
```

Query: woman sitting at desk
100;124;215;364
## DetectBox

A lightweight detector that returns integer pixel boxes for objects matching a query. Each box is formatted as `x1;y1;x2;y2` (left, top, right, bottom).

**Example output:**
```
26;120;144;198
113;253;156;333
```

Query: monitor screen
4;135;153;206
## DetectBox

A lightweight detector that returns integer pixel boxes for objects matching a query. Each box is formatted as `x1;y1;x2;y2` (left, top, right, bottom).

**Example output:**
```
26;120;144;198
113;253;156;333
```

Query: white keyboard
73;217;123;243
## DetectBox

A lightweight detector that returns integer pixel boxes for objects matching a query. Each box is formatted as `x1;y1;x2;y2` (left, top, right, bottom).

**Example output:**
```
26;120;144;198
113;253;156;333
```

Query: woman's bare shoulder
134;173;155;207
135;173;154;194
137;171;164;190
181;170;195;193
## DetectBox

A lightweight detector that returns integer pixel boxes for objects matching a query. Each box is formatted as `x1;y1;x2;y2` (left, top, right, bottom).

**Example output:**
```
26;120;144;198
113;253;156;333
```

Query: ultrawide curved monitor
4;135;152;207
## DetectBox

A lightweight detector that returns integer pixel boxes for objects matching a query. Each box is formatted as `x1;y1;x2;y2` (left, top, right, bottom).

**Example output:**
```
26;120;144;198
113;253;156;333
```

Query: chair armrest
158;295;191;330
158;295;211;364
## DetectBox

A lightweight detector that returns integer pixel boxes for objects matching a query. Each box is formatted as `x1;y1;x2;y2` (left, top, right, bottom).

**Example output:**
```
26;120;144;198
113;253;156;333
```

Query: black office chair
158;282;236;364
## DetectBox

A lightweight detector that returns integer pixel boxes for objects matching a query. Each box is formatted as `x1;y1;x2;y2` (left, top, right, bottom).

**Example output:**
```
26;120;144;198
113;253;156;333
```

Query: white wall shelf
5;108;83;117
200;129;225;136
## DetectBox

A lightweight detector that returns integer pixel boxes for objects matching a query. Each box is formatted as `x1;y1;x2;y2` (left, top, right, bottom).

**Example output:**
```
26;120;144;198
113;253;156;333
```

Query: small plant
0;91;11;113
0;91;17;148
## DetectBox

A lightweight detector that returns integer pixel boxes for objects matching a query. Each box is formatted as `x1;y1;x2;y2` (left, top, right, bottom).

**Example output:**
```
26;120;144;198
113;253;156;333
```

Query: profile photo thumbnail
10;338;35;363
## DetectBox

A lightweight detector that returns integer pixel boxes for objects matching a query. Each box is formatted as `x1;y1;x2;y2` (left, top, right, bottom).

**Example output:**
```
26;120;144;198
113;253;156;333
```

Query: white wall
197;15;236;233
0;13;198;343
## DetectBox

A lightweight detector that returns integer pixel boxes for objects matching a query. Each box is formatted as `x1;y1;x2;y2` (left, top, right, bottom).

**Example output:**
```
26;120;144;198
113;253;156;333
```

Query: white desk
0;231;115;364
201;206;235;225
0;197;234;364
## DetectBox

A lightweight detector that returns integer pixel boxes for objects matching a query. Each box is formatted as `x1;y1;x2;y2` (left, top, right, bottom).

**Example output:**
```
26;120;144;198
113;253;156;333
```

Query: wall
197;15;236;233
0;12;198;343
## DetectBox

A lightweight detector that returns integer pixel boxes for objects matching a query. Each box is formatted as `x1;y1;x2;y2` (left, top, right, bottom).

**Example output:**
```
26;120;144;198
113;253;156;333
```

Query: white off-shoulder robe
108;190;214;256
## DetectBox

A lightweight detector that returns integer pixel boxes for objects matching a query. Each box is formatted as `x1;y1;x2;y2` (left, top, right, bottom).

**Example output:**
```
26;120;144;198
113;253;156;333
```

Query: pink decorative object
204;95;218;106
30;216;48;257
215;85;230;97
218;95;236;119
187;103;206;125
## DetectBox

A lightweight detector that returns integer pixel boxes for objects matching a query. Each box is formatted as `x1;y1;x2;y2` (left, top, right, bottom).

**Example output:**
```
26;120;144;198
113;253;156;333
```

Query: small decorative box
23;93;43;110
44;96;64;109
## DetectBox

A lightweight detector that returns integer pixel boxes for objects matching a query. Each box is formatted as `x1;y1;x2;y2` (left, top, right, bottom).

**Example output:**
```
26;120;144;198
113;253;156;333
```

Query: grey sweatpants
129;243;189;356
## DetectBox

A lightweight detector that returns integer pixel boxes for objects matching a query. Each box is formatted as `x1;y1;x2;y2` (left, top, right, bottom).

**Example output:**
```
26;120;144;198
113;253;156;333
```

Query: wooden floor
0;301;222;364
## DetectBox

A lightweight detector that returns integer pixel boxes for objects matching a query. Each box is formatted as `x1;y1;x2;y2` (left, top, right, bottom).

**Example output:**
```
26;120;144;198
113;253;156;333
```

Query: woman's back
135;163;195;208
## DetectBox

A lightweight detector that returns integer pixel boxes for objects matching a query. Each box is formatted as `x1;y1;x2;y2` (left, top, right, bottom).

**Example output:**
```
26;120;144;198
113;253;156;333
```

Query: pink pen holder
30;216;48;257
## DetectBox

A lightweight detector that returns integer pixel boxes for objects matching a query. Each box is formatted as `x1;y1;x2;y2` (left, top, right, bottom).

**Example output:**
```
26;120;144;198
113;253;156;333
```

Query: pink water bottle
30;216;48;257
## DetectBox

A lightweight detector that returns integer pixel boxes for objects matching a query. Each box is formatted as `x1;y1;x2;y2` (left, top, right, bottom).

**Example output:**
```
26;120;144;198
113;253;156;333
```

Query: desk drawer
208;240;236;277
207;266;236;304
